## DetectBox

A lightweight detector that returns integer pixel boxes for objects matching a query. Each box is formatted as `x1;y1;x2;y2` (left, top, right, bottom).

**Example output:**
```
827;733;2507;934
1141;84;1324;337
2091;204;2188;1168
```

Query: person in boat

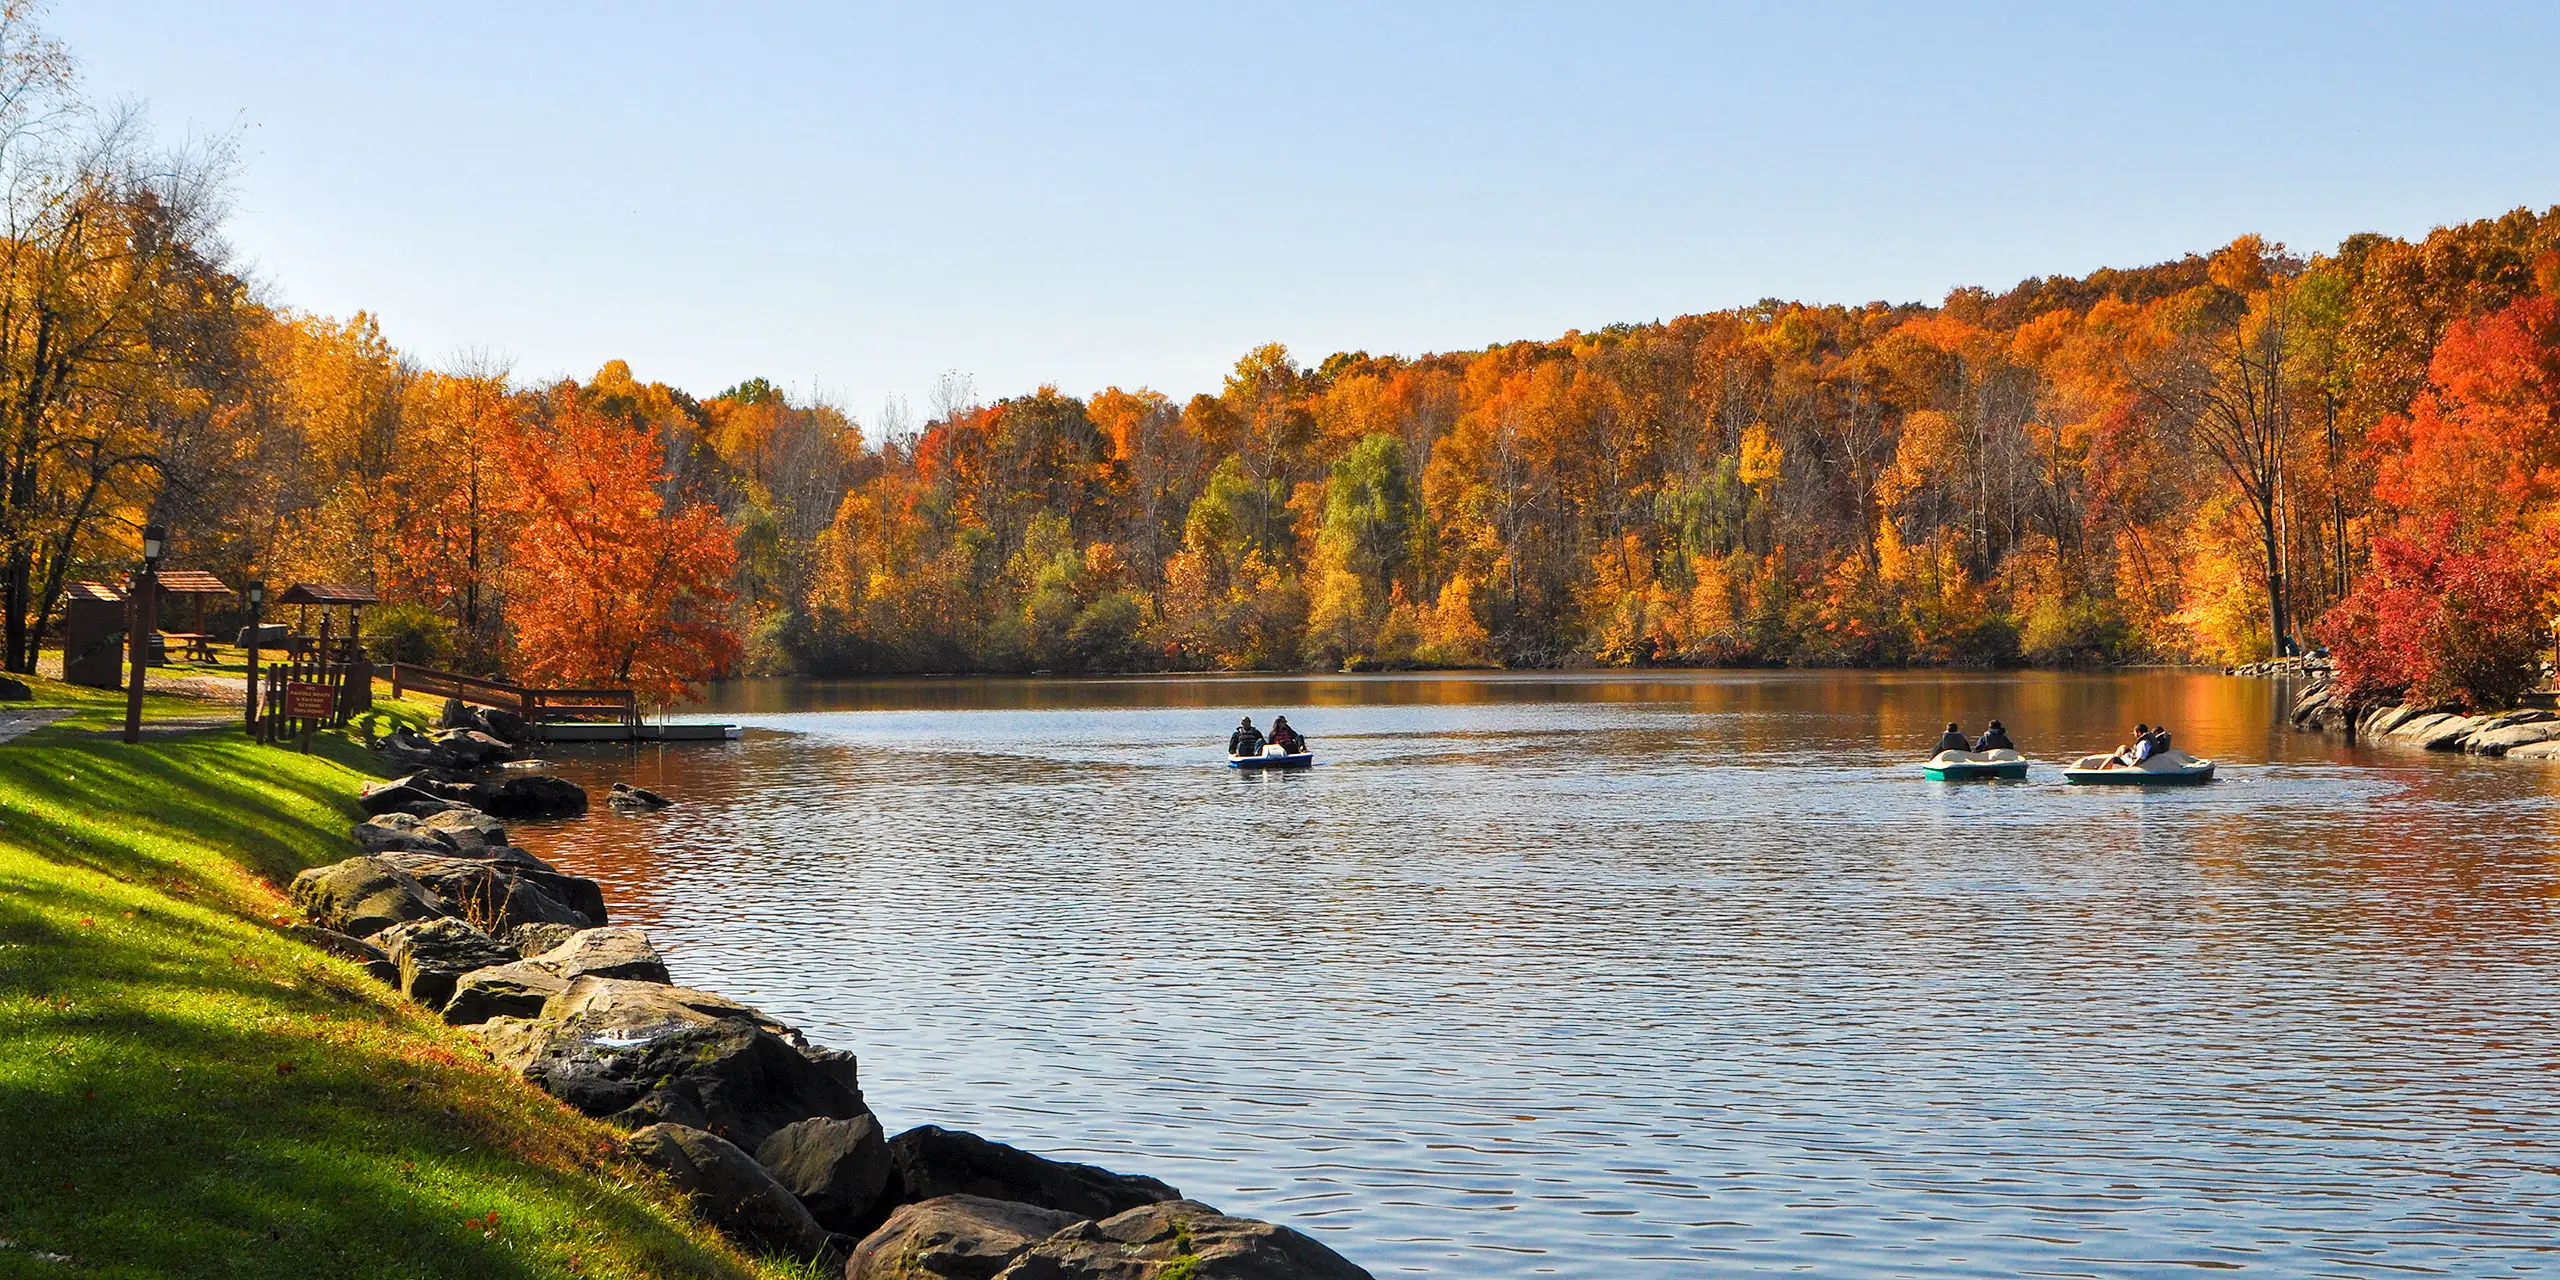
1973;720;2014;752
2149;726;2173;756
1228;716;1265;757
2109;723;2153;768
1267;715;1306;754
1932;722;1972;755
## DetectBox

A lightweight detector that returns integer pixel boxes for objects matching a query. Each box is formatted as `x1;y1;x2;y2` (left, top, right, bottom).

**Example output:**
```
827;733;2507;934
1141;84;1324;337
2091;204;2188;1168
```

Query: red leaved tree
2316;514;2549;711
501;391;741;706
2325;284;2560;710
2368;291;2560;521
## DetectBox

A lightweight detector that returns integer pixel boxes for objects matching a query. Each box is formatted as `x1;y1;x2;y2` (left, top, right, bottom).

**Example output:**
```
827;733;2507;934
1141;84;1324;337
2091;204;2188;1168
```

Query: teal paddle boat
1922;748;2029;781
2063;748;2215;785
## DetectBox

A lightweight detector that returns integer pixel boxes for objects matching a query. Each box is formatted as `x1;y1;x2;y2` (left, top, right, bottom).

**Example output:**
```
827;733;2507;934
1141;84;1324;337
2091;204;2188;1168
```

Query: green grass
0;714;783;1277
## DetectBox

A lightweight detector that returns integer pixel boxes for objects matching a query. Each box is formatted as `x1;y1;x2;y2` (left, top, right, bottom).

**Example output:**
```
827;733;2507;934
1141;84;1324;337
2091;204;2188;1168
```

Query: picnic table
165;632;217;663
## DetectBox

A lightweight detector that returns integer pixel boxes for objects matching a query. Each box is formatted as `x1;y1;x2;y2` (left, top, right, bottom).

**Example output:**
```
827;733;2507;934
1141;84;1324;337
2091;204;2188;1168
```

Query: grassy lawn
0;697;792;1277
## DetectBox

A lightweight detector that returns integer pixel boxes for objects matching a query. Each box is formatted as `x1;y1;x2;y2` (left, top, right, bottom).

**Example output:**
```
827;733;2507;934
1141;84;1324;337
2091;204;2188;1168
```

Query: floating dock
540;722;743;743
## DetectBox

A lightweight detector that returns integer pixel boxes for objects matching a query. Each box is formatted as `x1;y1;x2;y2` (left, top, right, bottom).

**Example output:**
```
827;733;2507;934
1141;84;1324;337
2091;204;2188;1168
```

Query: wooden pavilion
274;582;381;715
154;570;236;661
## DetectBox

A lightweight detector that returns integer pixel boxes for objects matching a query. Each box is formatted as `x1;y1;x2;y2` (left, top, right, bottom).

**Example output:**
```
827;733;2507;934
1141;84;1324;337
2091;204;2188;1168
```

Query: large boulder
533;926;669;982
357;775;468;818
480;707;531;743
442;958;568;1025
361;772;586;819
2511;740;2560;760
375;917;519;1010
887;1127;1178;1222
848;1196;1080;1280
2465;721;2560;757
289;856;450;938
442;928;671;1026
434;728;519;767
504;920;584;956
281;923;400;985
419;807;510;851
477;774;588;818
499;977;867;1151
375;852;601;932
354;808;513;856
625;1122;836;1262
609;782;673;810
996;1199;1374;1280
756;1114;891;1235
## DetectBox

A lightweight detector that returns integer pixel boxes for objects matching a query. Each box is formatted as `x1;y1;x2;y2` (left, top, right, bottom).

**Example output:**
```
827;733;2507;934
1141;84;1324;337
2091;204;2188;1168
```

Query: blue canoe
1228;751;1314;770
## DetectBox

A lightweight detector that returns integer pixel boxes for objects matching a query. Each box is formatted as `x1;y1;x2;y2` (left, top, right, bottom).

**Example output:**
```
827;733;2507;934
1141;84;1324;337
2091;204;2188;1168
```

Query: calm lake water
509;671;2560;1278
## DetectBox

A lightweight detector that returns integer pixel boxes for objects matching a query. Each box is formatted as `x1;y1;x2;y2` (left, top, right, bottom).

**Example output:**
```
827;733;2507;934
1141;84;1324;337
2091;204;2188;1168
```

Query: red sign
283;683;335;719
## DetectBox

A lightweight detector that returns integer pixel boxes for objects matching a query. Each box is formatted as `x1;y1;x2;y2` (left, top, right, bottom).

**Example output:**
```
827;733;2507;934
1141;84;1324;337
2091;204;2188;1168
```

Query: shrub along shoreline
0;689;789;1279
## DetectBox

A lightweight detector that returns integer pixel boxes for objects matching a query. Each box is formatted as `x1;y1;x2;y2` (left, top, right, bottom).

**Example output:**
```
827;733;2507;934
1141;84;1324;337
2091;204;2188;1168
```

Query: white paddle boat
2063;747;2215;785
1228;744;1314;770
1922;748;2028;781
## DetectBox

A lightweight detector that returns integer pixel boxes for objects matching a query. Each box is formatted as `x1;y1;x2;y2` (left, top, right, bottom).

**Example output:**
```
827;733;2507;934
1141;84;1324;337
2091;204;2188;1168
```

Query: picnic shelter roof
157;570;234;596
64;580;125;603
278;582;381;606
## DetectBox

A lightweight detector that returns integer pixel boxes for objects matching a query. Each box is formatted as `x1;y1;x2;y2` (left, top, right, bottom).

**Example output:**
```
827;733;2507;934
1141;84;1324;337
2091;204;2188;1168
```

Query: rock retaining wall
2288;675;2560;759
284;721;1373;1278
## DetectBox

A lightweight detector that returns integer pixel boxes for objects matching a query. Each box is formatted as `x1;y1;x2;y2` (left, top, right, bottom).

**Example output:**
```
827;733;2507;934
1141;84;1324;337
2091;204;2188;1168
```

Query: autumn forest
10;17;2558;707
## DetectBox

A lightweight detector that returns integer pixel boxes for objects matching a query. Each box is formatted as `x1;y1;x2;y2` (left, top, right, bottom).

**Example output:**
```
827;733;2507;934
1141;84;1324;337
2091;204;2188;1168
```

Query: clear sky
53;1;2560;424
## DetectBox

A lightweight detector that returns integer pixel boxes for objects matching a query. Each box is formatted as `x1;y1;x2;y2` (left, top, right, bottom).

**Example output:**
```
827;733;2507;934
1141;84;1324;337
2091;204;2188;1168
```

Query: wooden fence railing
389;662;639;734
258;655;369;745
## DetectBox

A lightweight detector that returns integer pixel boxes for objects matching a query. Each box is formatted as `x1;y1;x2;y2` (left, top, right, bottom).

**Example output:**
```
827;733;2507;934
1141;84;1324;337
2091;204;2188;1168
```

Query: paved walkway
79;716;241;740
0;709;76;743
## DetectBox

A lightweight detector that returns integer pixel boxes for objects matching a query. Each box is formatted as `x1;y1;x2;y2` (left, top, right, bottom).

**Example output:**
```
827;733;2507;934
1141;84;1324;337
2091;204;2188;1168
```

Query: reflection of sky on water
516;672;2560;1278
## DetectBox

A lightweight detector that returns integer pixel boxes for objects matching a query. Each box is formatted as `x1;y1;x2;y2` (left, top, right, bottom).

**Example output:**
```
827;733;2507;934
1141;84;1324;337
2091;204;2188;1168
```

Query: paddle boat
1228;743;1314;770
2063;747;2216;785
1922;747;2029;781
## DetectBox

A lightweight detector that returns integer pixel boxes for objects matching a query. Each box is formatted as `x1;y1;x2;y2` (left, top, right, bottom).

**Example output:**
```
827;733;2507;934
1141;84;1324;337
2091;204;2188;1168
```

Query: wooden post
347;604;369;714
243;589;262;734
123;565;156;744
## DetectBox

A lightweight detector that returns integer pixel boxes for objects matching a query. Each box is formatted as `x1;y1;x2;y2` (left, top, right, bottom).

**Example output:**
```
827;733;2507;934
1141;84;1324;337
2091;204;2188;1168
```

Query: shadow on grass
0;906;750;1277
0;729;765;1279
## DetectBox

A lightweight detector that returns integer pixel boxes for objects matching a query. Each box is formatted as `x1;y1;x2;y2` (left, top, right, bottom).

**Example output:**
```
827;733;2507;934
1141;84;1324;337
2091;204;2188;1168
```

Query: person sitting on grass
1933;722;1972;756
1228;716;1264;757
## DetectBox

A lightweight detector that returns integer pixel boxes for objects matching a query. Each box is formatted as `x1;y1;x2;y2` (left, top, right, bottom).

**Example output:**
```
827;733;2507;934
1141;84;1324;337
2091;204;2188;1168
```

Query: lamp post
123;524;165;744
243;581;265;734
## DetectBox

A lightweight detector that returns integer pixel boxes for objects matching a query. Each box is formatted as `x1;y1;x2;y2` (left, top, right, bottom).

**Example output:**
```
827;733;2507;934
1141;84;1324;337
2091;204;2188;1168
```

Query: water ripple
514;672;2560;1277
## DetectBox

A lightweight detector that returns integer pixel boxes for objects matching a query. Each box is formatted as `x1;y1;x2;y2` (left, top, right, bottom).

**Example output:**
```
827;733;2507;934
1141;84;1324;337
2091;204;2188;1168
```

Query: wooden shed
61;581;129;689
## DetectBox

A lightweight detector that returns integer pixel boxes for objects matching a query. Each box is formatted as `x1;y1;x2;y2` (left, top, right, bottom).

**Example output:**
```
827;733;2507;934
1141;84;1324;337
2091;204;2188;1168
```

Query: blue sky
55;1;2560;424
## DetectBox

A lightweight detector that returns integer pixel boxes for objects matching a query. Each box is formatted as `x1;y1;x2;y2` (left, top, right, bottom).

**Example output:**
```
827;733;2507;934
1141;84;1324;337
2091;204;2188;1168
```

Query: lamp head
140;524;166;565
247;582;264;607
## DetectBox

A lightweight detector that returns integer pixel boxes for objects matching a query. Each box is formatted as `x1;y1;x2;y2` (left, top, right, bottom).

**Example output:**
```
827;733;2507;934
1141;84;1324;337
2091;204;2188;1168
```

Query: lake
509;670;2560;1277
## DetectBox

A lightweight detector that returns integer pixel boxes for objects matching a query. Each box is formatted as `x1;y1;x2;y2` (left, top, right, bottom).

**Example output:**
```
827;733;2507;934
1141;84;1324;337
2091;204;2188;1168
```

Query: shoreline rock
628;1122;844;1264
282;783;1371;1275
2287;675;2560;758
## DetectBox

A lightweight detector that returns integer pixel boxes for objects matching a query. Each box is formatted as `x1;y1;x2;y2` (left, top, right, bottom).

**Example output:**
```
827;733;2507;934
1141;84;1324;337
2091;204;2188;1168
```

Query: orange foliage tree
500;390;740;705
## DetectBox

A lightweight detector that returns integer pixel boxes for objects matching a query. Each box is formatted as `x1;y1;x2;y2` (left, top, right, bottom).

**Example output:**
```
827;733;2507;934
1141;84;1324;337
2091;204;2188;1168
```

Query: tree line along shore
1;6;2553;707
